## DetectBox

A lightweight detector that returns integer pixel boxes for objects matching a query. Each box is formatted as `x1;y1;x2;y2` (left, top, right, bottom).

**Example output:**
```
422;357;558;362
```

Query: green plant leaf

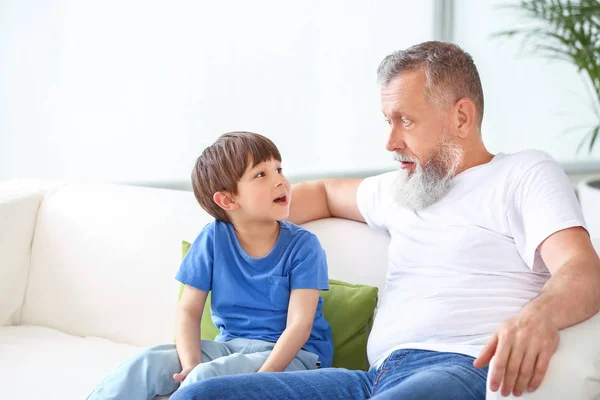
589;124;600;152
494;0;600;153
577;124;600;153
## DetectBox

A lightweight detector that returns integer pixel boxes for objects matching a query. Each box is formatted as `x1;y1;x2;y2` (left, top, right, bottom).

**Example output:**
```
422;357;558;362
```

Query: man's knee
423;368;486;399
171;379;220;400
174;375;258;400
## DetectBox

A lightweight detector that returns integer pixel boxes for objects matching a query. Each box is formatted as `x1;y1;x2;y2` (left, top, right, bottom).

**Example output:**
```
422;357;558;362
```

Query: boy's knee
136;344;178;363
185;357;233;383
180;352;264;389
180;364;215;387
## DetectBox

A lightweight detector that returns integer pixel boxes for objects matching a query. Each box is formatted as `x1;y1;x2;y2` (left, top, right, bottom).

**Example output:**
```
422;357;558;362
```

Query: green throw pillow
179;240;378;371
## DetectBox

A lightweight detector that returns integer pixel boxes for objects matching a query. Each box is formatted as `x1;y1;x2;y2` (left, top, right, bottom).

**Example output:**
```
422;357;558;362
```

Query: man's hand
173;366;194;383
474;307;559;397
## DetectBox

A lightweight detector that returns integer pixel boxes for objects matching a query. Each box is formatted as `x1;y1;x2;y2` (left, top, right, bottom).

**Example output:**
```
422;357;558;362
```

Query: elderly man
172;41;600;399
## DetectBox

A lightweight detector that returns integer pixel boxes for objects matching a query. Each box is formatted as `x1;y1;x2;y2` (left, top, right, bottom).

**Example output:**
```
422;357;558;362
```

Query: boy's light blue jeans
86;338;320;400
171;349;489;400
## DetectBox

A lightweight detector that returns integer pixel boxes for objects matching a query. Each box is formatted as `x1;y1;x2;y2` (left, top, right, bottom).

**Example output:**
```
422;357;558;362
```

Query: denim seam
240;340;255;354
372;350;411;395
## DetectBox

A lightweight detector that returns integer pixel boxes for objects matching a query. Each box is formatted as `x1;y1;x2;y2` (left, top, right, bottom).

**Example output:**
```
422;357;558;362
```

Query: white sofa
1;179;599;400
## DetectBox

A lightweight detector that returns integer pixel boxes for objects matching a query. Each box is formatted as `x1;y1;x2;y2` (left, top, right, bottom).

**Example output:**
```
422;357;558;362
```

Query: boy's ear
213;191;239;211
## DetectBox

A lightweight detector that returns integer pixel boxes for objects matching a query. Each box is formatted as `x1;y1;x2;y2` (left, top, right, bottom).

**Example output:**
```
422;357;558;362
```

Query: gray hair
377;41;484;127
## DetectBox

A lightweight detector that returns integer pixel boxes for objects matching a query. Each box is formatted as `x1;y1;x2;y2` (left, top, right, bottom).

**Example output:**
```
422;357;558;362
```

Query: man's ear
213;191;239;211
454;98;477;139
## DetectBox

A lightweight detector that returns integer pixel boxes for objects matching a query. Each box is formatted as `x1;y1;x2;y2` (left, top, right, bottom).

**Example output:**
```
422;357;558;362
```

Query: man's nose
386;127;406;152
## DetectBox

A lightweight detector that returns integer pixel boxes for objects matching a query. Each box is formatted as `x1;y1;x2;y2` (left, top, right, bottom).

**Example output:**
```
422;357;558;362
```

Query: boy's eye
276;167;283;174
255;172;265;178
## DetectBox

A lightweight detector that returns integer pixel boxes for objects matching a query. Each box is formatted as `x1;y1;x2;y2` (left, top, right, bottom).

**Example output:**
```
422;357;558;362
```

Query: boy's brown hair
191;131;282;222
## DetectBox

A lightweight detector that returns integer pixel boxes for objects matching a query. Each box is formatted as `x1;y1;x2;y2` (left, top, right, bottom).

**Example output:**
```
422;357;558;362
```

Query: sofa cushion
20;183;213;346
0;325;162;400
180;240;378;370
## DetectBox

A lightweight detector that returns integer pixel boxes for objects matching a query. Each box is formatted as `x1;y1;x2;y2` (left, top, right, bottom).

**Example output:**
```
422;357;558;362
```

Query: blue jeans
86;339;319;400
171;349;488;400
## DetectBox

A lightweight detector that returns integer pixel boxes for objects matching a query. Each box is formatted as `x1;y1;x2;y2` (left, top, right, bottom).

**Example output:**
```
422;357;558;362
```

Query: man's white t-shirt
357;150;586;368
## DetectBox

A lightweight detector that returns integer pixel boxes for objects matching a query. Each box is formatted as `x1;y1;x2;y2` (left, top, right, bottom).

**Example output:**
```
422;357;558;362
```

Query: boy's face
233;158;291;222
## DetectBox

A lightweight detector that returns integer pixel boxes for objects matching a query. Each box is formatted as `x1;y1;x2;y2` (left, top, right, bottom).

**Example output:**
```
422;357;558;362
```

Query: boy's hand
173;367;194;382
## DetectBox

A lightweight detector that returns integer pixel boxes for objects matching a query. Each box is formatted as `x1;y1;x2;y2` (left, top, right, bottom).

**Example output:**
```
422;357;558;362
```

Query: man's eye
401;119;411;126
276;167;283;174
255;172;265;178
385;119;392;126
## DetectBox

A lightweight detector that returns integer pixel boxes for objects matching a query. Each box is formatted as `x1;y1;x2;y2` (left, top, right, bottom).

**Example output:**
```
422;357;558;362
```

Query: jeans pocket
381;349;411;371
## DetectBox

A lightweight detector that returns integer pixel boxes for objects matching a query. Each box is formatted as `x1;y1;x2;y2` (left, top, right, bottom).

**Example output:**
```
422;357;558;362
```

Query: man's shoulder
486;150;557;182
360;170;398;195
497;149;556;170
366;170;398;185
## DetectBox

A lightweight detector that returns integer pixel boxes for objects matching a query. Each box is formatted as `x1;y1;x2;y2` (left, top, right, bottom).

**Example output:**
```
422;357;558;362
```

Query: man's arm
287;179;365;225
475;226;600;397
536;226;600;329
258;289;321;372
173;285;208;382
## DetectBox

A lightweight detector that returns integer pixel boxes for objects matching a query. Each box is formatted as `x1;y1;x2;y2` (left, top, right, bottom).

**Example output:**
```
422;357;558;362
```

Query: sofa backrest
20;183;390;346
0;186;46;326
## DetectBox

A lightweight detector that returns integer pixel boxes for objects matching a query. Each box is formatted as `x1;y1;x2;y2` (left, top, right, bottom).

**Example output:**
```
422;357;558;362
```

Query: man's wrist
521;298;560;329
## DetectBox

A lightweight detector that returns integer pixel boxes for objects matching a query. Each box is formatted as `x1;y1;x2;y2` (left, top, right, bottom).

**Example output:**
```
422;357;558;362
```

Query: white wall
0;0;435;184
453;0;600;164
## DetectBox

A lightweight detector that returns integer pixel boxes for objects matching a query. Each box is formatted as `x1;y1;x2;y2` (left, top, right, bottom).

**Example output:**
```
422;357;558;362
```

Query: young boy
87;132;333;400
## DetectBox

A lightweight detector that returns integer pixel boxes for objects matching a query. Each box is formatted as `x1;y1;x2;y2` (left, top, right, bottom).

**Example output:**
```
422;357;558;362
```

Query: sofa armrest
486;311;600;400
0;179;62;326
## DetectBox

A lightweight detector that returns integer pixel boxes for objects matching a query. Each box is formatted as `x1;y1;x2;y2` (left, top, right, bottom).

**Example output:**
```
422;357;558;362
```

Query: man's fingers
489;334;512;392
512;349;537;397
474;333;498;368
500;343;524;397
528;350;552;392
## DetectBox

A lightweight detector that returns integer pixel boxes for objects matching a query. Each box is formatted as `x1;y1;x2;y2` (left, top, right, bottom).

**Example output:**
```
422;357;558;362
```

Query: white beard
393;135;464;211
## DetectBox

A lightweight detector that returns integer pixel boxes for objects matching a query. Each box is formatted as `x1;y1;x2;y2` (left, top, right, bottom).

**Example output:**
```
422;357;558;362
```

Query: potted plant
497;0;600;236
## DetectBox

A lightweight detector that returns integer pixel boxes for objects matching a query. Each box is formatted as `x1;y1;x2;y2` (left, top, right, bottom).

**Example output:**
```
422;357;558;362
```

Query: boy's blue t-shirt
175;220;333;368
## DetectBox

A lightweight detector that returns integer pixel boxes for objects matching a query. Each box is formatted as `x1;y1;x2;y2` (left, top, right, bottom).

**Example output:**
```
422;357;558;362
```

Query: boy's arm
257;289;320;372
173;284;208;382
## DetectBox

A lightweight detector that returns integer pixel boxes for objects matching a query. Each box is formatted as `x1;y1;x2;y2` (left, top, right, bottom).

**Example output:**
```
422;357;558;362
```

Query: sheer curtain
453;0;600;165
0;0;436;185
